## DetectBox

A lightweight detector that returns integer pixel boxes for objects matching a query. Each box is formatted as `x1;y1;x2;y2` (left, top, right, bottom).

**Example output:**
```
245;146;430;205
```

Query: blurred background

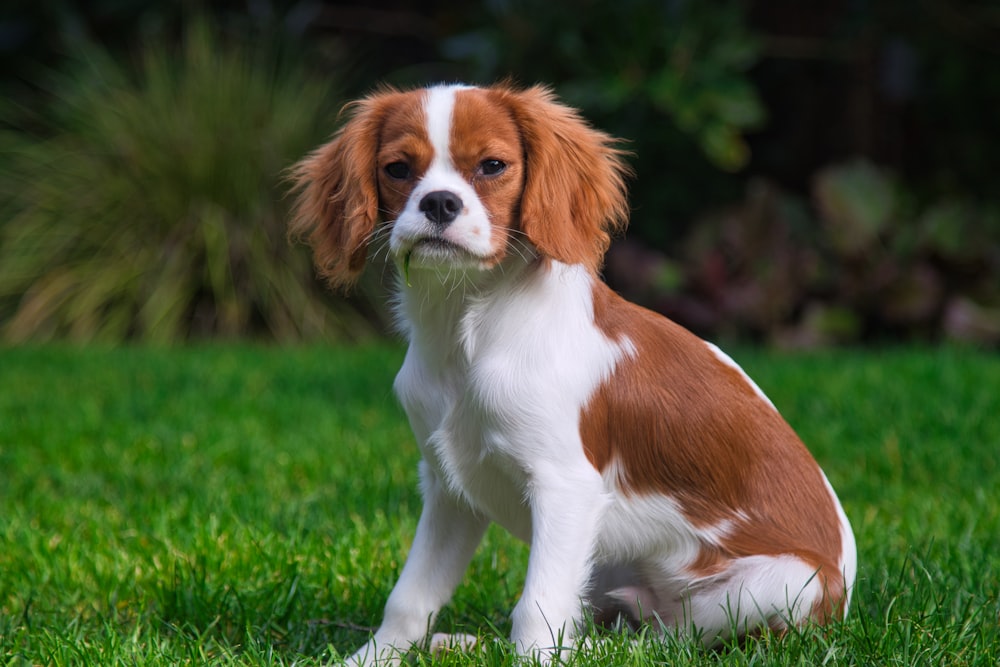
1;0;999;347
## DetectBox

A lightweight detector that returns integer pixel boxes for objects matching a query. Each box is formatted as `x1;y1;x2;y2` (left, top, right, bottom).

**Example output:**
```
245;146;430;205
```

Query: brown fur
493;86;632;273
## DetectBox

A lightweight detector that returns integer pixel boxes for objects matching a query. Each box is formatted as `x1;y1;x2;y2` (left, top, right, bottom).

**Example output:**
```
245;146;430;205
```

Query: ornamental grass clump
0;23;371;343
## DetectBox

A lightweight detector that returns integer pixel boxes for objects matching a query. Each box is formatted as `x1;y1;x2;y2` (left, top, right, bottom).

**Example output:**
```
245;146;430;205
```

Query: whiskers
366;219;398;284
366;220;395;260
504;228;538;266
439;265;475;301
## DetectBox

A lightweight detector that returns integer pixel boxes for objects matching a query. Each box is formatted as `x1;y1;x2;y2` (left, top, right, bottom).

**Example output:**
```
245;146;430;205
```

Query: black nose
419;190;463;225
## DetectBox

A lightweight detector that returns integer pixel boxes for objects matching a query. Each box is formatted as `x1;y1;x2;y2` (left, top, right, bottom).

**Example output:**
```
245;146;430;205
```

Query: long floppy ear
498;85;631;273
288;95;386;289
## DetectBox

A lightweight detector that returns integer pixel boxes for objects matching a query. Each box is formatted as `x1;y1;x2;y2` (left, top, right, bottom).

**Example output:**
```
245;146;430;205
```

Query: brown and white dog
290;83;856;665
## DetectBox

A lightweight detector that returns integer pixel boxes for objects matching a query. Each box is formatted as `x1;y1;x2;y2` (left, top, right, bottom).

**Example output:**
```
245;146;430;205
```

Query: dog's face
376;86;525;274
290;84;631;288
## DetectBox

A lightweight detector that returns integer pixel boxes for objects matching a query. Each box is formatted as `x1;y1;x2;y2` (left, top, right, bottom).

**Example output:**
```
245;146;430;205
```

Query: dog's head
290;83;630;288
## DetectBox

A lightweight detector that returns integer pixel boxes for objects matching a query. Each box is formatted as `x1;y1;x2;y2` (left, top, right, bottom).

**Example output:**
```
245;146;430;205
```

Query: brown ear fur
288;94;389;289
496;85;631;273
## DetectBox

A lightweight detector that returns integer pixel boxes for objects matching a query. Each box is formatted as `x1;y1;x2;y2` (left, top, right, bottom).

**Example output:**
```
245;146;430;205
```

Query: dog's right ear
289;95;387;290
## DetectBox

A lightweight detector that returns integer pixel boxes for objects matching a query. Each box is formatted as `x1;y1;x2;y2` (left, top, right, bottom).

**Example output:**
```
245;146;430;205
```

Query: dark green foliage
3;2;1000;345
613;161;1000;346
0;22;373;343
448;0;762;171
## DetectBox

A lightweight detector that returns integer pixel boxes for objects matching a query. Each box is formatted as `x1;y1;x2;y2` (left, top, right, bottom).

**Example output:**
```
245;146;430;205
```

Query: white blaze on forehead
423;85;470;171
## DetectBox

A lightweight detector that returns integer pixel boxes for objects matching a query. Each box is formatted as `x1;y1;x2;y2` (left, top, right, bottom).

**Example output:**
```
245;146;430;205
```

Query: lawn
1;344;998;665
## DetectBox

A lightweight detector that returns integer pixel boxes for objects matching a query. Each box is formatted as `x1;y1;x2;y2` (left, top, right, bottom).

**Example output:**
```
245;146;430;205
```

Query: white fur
593;469;741;566
589;469;829;640
823;471;858;615
344;86;853;666
392;261;628;656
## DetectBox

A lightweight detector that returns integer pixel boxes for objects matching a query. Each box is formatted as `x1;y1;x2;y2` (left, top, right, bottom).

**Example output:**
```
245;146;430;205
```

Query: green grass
1;345;998;665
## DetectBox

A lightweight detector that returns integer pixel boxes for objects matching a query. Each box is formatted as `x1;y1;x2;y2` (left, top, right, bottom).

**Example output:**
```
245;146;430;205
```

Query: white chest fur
393;261;629;540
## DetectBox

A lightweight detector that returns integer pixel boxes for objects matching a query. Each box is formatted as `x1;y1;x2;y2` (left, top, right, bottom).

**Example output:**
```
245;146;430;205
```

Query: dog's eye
384;162;411;180
479;159;507;176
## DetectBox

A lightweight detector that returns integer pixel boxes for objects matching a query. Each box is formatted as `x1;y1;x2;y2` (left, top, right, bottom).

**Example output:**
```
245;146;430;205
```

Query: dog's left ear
497;85;631;273
288;94;388;290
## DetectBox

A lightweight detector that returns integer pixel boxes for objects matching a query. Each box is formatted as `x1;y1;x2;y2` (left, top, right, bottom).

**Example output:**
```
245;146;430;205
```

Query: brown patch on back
580;281;846;622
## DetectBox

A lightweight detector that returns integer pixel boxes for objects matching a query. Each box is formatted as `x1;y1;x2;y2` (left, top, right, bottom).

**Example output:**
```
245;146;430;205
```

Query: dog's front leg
511;462;607;662
347;467;488;666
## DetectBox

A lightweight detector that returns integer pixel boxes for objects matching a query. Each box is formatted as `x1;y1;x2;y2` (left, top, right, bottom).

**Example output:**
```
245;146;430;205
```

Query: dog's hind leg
650;554;831;643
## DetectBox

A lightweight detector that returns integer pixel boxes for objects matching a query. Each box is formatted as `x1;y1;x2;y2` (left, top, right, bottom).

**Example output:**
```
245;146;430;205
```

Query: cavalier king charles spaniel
290;83;855;665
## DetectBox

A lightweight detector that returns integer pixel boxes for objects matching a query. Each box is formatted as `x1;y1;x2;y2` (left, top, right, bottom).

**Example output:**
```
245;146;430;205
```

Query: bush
607;161;1000;346
0;21;373;343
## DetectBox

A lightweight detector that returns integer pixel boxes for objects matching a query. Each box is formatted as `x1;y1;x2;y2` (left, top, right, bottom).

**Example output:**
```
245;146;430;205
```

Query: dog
290;83;856;665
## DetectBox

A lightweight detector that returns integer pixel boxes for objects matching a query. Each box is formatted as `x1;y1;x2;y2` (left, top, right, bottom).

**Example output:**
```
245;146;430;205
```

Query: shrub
607;160;1000;346
0;21;373;343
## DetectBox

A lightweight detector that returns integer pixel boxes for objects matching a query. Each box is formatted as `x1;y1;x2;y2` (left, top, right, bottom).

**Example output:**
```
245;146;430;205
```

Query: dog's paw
343;639;402;667
428;632;478;655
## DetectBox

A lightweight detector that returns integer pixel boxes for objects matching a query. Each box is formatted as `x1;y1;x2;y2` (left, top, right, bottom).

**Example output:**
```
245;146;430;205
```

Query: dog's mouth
402;237;479;265
400;237;501;285
410;237;467;254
